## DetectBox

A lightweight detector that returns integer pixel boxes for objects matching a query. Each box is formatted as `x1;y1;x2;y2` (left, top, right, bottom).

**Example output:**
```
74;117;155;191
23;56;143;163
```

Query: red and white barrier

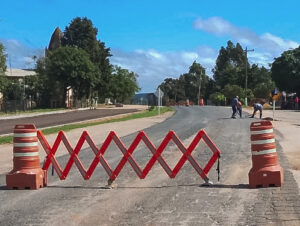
37;129;221;186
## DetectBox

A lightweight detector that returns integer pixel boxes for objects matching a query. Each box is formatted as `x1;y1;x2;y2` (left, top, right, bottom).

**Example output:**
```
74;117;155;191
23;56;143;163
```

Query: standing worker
250;103;263;119
237;101;242;118
231;96;239;119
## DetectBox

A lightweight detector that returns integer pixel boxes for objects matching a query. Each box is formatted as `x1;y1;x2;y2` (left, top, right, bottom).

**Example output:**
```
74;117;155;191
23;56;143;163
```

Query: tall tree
271;47;300;95
213;41;246;89
0;75;9;95
222;84;246;104
179;73;197;102
0;42;9;98
35;57;52;107
45;46;99;106
248;64;275;99
0;42;7;74
159;78;185;103
188;61;209;103
62;17;112;100
108;65;140;103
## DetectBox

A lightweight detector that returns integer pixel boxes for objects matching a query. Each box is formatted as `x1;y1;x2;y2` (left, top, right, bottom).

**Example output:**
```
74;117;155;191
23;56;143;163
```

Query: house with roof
0;68;36;111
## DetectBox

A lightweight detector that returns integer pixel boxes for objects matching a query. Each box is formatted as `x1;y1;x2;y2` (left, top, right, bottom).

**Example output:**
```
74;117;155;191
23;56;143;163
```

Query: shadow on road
200;183;249;189
43;183;250;190
0;186;7;190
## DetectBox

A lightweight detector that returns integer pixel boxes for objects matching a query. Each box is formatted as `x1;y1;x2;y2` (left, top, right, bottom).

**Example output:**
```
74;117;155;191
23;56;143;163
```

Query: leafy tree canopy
159;61;210;104
0;75;9;93
62;17;112;98
46;46;99;101
271;47;300;94
0;42;7;74
108;65;140;103
213;40;246;88
159;78;185;103
209;92;226;106
248;64;275;99
222;84;247;104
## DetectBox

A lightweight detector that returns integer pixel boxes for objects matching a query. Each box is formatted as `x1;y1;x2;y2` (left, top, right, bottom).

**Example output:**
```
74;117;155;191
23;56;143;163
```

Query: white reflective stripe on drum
252;149;276;155
251;129;273;135
14;152;39;157
14;142;38;147
14;132;37;138
251;138;275;145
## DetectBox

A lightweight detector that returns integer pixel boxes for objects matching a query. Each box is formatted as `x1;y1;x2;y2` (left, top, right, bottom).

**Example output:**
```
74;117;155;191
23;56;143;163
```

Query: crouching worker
250;103;263;119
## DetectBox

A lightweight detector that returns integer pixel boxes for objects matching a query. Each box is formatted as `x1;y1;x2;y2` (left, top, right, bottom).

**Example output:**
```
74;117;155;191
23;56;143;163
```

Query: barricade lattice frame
37;130;221;183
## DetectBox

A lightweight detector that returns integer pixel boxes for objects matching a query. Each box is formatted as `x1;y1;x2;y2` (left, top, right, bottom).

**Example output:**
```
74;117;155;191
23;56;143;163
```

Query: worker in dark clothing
231;96;239;119
250;103;263;119
237;101;242;118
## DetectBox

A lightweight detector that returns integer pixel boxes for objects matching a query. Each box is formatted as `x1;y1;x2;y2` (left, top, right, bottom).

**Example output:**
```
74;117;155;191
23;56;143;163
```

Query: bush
209;92;226;106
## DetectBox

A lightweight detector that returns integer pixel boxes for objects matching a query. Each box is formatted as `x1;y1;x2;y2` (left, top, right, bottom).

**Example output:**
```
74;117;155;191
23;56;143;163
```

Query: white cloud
194;17;299;57
148;50;164;59
110;47;217;93
182;52;198;62
247;52;273;68
1;39;44;69
261;33;298;50
194;17;235;36
3;16;298;93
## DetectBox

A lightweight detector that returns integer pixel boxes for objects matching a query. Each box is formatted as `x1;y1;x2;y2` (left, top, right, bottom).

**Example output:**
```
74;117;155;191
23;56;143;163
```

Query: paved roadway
0;108;138;135
0;106;300;225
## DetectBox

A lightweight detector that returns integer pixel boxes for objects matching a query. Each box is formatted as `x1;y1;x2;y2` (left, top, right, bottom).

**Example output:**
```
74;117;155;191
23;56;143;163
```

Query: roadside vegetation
0;17;139;112
1;17;299;115
0;106;173;144
159;41;279;106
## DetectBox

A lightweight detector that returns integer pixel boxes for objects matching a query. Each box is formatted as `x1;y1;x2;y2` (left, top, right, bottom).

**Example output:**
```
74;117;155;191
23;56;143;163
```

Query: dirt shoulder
243;107;300;189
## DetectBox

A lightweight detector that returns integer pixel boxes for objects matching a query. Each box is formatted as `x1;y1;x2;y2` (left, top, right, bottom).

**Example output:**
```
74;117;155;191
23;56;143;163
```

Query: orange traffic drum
6;124;47;190
248;121;283;188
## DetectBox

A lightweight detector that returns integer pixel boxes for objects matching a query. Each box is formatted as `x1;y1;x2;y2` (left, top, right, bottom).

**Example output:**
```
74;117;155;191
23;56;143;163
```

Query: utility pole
244;47;254;106
194;68;205;105
198;77;201;105
197;68;204;106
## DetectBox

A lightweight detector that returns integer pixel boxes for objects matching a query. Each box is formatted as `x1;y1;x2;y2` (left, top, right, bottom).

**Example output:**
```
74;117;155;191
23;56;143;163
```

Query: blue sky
1;0;299;92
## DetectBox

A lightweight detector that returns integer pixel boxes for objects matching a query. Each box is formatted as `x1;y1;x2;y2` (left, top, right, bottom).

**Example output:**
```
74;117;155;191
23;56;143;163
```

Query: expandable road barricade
36;129;221;186
6;124;47;190
248;121;283;188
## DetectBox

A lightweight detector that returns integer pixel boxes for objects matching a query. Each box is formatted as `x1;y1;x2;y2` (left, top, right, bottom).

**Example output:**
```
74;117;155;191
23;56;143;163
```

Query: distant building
1;68;36;111
132;93;157;105
1;68;36;102
5;68;36;80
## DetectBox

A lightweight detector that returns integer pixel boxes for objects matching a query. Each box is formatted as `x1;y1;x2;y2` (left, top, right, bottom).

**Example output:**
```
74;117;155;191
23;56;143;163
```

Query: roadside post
155;88;164;116
271;89;280;121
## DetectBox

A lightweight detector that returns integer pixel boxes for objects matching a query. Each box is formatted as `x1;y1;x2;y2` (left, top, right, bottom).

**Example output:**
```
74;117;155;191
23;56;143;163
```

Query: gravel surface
0;106;300;225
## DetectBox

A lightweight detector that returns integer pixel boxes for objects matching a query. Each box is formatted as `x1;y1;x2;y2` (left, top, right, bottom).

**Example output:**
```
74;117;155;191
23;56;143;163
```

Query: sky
1;0;299;93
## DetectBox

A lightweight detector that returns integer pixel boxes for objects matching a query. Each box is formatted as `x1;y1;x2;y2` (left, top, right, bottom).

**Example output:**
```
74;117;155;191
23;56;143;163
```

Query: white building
5;68;36;79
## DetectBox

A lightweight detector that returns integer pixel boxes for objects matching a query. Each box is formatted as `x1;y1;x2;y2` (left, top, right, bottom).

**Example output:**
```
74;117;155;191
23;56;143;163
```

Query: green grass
0;106;173;144
0;135;13;144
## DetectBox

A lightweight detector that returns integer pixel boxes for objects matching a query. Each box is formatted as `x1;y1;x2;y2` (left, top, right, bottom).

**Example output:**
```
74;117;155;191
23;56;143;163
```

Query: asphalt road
0;108;138;135
1;106;300;225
